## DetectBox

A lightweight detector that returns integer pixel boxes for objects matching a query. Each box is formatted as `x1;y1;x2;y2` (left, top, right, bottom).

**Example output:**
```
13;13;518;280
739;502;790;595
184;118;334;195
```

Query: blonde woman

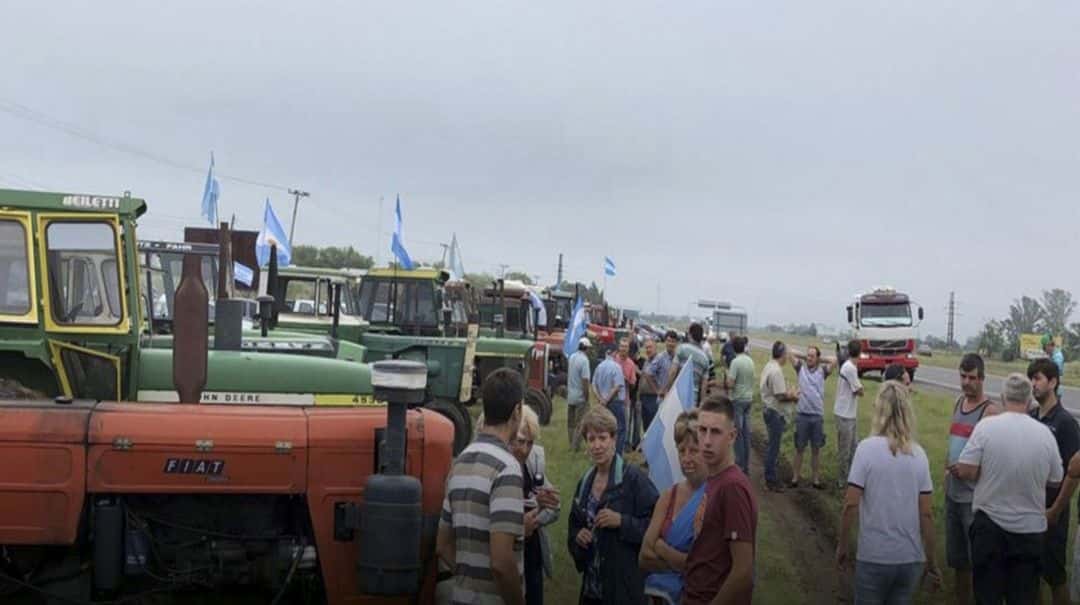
836;381;942;604
510;405;561;605
639;410;707;605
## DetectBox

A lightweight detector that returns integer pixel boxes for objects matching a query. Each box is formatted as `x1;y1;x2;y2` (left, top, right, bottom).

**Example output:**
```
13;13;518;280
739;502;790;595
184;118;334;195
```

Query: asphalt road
749;338;1080;417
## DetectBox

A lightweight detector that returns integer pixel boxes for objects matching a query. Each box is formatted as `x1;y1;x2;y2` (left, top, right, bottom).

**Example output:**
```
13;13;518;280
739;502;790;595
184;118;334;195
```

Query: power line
0;97;292;192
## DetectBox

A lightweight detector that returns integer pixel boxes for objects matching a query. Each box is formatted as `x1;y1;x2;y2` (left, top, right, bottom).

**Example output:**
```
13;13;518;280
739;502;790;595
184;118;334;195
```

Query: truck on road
844;287;924;379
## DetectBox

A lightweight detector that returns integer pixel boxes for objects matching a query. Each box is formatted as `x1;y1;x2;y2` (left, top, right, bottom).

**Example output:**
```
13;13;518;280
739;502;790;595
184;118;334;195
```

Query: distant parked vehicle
917;343;933;357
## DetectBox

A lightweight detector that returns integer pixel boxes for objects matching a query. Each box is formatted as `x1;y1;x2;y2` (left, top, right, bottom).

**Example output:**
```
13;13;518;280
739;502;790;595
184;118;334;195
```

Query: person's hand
1048;504;1063;526
923;562;943;592
835;543;850;572
524;509;539;537
594;508;622;529
575;528;593;548
536;487;560;510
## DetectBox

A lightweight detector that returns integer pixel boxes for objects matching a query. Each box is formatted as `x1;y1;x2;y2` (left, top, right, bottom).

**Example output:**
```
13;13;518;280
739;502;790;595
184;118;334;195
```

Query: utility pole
287;188;309;246
497;264;510;279
947;291;956;349
556;253;564;287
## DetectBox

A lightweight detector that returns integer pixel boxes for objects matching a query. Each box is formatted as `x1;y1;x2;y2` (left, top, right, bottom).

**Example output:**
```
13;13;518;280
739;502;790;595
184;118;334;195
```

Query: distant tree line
292;245;374;270
973;288;1077;361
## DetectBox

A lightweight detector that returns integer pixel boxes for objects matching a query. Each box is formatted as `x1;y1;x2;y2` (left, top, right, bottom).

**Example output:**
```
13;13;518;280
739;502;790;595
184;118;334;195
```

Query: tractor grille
868;340;908;353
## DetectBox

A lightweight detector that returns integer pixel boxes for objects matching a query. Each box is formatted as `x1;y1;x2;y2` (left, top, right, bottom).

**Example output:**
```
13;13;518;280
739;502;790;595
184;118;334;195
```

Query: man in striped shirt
437;368;526;605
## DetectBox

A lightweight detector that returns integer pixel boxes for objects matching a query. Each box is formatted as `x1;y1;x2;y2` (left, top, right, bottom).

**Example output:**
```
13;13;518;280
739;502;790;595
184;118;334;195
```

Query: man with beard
944;353;1000;605
1028;358;1079;604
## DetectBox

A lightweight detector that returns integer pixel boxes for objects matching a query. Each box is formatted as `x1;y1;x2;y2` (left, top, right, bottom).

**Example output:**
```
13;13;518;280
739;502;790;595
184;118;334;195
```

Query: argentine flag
603;256;616;277
391;195;415;270
562;297;587;359
255;198;292;267
643;361;696;492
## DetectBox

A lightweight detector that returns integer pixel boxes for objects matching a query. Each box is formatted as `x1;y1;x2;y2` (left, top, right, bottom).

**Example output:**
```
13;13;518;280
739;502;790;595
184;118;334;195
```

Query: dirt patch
749;426;848;604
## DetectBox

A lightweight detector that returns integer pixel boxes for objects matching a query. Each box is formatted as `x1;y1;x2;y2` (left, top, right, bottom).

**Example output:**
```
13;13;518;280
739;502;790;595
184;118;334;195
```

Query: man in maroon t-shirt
684;394;758;605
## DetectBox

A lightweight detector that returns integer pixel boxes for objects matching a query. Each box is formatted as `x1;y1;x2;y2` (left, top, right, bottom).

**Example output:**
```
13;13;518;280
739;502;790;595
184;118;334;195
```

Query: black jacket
567;455;659;605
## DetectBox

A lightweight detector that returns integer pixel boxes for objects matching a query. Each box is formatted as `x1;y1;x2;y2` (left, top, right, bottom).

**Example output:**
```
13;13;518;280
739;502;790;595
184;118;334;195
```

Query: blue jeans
607;400;627;454
854;561;923;604
733;399;751;475
763;408;786;485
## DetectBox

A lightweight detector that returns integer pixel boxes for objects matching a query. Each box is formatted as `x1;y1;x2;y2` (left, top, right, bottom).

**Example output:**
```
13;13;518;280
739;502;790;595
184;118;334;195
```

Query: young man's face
1031;371;1057;404
806;347;820;368
618;339;630;357
665;336;678;354
959;368;983;398
697;409;735;469
644;340;656;358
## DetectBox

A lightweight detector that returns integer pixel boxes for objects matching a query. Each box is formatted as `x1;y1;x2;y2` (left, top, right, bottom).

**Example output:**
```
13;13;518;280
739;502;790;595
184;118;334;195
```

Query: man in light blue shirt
592;347;628;454
1044;334;1065;399
566;337;593;451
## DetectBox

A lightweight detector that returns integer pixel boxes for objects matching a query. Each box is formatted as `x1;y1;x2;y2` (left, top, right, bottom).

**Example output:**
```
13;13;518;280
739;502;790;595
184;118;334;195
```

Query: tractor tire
526;388;553;426
428;400;472;455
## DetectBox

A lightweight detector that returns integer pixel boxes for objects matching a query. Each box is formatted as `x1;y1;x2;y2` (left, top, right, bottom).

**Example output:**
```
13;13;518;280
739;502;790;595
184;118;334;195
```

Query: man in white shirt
834;340;864;489
953;373;1064;605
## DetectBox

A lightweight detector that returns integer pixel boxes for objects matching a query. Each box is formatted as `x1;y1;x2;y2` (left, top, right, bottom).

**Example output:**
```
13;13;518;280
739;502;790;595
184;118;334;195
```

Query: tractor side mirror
918;306;924;321
846;305;853;324
257;295;275;337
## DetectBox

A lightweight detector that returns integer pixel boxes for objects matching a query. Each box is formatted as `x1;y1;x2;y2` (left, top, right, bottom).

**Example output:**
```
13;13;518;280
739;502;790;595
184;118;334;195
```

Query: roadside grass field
744;348;1075;604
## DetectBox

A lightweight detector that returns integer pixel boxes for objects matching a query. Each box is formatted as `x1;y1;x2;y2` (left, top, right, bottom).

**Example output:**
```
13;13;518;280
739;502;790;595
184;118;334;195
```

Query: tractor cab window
358;278;437;328
0;220;31;315
46;222;123;326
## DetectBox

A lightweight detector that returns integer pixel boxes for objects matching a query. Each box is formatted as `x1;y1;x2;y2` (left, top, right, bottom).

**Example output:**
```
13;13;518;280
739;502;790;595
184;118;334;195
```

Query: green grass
744;348;1074;603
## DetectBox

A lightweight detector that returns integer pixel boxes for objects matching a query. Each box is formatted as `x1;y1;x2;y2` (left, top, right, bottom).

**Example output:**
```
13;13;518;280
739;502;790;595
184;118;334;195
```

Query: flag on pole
448;233;466;280
391;195;415;270
255;198;292;267
527;290;548;329
603;256;617;277
642;361;696;492
200;153;220;225
562;297;587;358
233;262;254;287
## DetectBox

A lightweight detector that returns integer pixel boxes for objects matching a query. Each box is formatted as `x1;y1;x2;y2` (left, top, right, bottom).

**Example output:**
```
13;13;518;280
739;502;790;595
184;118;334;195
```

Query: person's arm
535;457;561;526
567;477;592;572
436;519;456;569
639;488;673;572
489;466;525;605
918;493;942;589
1049;452;1080;523
436;493;455;567
847;365;865;397
490;531;525;605
709;542;754;604
953;423;985;481
836;485;861;571
725;362;738;390
654;538;690;572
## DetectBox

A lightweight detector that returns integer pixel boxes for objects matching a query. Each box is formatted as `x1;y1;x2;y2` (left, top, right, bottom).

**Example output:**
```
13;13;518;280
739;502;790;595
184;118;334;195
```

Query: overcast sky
2;2;1078;339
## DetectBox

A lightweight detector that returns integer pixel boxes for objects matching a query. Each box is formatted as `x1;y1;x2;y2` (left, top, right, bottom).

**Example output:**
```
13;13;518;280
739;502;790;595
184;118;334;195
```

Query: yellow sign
1020;333;1063;361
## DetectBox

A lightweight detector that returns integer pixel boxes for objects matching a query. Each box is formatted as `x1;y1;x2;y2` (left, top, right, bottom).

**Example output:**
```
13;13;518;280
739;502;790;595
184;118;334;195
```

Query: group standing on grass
437;325;1080;605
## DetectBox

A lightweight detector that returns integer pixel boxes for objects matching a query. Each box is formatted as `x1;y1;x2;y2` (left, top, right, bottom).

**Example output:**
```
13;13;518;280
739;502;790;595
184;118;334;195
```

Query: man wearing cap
566;337;592;452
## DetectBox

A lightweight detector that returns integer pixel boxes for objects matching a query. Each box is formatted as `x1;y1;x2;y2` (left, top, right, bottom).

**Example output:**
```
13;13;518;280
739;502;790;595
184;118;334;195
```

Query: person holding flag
563;297;591;451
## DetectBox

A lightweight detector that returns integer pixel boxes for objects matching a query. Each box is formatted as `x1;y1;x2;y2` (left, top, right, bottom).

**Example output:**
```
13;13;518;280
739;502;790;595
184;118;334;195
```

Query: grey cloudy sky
2;2;1078;339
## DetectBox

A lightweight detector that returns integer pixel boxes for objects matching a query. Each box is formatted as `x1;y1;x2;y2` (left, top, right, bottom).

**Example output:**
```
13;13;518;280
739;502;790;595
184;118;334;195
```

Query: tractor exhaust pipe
356;360;426;595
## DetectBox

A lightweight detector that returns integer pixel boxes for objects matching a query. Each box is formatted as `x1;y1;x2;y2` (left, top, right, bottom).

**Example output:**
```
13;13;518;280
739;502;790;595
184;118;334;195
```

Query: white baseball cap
579;337;592;348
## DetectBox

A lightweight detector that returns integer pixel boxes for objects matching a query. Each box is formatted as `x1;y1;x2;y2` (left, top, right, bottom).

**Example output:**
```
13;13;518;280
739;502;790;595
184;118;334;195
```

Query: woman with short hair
639;410;707;605
568;406;659;605
836;381;942;603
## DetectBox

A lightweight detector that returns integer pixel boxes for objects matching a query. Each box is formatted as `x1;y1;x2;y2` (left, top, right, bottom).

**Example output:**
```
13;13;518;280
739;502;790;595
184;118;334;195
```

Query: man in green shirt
725;336;755;475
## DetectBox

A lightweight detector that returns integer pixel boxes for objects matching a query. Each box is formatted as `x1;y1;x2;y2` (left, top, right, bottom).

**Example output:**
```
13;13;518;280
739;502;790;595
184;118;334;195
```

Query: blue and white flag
255;198;292;267
448;232;466;280
603;256;616;277
233;262;254;287
391;195;415;270
200;153;220;225
643;361;696;492
562;297;587;358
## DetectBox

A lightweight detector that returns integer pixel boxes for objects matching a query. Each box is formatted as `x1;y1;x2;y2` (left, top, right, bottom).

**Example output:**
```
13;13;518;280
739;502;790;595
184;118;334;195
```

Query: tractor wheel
526;388;553;426
428;400;472;455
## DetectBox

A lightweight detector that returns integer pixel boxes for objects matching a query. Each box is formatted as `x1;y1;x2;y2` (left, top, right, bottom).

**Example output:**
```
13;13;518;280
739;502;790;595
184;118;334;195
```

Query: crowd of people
435;325;1080;605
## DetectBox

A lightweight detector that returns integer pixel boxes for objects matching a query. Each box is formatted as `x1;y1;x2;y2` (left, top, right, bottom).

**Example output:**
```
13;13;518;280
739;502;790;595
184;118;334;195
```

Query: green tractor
263;265;552;434
0;188;380;408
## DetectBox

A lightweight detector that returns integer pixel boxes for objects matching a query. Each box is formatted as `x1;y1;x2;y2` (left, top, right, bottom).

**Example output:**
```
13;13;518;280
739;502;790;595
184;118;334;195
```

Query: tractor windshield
358;278;437;328
0;220;30;315
46;221;123;325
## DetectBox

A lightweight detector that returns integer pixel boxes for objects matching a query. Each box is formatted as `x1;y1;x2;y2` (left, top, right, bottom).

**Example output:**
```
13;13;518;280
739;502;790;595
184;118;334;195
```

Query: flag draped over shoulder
643;361;696;492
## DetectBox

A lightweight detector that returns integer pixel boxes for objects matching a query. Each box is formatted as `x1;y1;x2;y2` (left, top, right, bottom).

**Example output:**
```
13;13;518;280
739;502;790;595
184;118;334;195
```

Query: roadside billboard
1020;333;1063;360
